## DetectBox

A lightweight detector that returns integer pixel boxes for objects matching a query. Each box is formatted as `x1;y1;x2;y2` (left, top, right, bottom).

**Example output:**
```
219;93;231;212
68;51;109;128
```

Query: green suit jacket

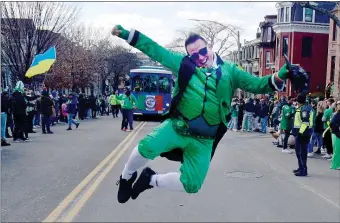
118;27;286;127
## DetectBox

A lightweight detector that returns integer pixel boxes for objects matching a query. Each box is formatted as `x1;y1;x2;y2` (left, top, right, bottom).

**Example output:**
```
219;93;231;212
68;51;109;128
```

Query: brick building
326;5;340;99
273;1;336;96
259;15;277;77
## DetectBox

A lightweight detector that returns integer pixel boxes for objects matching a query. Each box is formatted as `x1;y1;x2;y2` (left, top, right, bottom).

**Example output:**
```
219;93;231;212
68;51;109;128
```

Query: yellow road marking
62;121;147;222
43;122;145;222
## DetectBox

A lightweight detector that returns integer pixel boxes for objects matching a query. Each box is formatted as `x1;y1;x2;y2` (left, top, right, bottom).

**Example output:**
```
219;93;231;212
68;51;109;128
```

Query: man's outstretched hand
111;25;129;40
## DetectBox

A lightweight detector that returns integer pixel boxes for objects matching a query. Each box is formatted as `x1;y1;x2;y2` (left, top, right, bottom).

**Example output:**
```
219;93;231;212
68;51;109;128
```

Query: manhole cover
224;171;262;179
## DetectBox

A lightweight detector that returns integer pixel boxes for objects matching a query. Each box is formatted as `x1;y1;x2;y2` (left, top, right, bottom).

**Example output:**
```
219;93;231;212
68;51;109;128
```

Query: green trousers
330;134;340;170
138;119;213;193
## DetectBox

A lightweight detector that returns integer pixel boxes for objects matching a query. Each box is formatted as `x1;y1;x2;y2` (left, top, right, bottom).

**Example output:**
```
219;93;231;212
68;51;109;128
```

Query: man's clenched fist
111;25;122;36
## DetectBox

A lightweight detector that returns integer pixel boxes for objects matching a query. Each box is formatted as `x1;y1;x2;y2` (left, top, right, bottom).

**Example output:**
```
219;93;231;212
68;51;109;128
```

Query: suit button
222;102;227;107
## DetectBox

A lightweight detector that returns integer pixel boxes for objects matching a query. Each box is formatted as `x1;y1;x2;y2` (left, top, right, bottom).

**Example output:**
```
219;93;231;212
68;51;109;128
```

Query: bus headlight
166;103;170;107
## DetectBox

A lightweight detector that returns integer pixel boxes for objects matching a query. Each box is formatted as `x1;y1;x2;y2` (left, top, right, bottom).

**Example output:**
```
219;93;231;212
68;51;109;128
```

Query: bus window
143;75;158;93
132;75;142;92
159;76;171;94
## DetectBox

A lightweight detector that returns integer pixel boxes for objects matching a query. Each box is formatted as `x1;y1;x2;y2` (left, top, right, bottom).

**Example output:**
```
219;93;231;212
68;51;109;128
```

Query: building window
266;51;271;68
332;22;338;41
302;37;313;57
304;8;313;22
285;7;290;22
282;37;289;56
330;56;335;82
267;27;272;42
280;8;284;22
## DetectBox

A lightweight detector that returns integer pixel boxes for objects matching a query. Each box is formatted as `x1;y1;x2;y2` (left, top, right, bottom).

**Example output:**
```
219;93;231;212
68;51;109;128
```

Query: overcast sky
76;1;278;50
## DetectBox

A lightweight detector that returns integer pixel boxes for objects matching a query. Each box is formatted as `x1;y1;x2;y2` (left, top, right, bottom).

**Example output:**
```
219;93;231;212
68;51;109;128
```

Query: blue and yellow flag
25;47;56;78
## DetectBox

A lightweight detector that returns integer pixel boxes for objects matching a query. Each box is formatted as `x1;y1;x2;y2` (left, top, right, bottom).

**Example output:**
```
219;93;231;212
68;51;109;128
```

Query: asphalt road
1;115;140;222
2;117;340;222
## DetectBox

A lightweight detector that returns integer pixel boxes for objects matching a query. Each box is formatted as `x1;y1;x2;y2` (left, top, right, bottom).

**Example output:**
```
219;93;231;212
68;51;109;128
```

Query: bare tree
91;39;117;94
1;2;80;84
45;24;102;91
105;46;138;92
91;37;139;94
166;19;242;57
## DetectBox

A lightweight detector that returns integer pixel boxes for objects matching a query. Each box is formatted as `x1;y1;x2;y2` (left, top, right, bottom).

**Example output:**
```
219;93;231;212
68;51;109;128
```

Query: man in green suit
112;24;291;203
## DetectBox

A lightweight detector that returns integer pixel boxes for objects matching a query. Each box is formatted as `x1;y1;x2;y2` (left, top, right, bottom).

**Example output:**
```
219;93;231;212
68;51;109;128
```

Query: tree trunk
101;79;106;96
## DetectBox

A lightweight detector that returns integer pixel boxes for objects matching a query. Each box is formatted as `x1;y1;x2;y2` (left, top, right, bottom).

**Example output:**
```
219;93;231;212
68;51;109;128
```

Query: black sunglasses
189;47;208;61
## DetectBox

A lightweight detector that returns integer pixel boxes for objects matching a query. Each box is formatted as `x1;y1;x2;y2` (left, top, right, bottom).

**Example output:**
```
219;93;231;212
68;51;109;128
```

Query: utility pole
237;30;241;66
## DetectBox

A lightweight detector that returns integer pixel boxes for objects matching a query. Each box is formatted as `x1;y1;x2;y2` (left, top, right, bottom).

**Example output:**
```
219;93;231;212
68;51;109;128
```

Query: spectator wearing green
228;98;239;131
330;100;340;170
322;98;335;159
280;99;294;153
117;88;137;131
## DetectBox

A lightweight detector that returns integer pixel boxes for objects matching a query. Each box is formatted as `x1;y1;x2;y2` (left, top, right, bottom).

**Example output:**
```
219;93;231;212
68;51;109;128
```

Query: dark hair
328;98;335;104
184;33;207;53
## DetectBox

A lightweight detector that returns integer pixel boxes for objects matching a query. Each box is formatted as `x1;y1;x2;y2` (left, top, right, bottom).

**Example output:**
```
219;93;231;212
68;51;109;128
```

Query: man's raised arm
112;25;184;76
231;63;290;94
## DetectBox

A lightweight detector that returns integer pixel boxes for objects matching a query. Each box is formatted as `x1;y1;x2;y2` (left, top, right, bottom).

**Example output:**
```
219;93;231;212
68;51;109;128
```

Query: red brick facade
275;31;329;96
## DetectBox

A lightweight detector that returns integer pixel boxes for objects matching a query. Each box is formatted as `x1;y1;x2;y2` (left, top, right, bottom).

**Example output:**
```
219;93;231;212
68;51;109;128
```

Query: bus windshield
143;74;158;93
130;70;173;94
159;76;171;94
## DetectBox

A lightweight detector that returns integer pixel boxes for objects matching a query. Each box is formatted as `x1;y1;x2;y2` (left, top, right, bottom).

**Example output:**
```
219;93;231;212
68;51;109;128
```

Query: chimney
256;32;261;39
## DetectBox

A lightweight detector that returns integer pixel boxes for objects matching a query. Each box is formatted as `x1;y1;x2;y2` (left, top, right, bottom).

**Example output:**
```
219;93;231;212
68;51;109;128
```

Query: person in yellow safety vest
109;92;118;118
292;93;314;177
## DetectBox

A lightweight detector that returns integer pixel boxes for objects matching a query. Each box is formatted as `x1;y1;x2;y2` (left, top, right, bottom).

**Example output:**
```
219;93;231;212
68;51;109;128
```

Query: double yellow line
43;121;146;222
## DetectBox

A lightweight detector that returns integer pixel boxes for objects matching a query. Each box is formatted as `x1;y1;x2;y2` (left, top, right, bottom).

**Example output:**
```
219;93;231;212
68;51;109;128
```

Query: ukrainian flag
25;46;56;78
